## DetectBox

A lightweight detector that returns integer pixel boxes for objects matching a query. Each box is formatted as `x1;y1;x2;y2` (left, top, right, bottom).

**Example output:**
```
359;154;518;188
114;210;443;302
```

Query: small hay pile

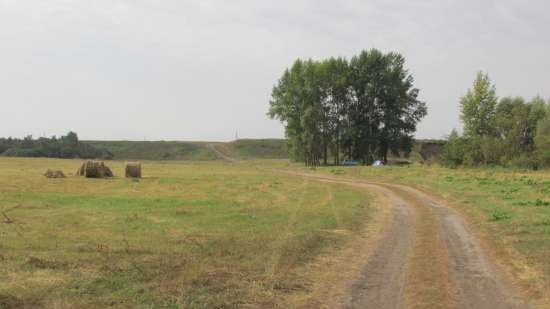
125;162;142;178
44;169;66;178
76;160;113;178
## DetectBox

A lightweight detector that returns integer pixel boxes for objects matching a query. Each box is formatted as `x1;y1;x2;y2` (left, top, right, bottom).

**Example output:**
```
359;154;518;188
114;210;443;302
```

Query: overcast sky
1;0;549;141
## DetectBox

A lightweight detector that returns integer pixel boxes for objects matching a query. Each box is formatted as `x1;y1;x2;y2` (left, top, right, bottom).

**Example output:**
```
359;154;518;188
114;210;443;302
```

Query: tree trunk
335;139;339;165
335;123;340;165
324;144;328;165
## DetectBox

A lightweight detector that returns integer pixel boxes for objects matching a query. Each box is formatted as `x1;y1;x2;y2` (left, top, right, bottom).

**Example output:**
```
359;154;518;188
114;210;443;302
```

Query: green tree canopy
269;49;426;165
460;72;498;137
443;73;549;169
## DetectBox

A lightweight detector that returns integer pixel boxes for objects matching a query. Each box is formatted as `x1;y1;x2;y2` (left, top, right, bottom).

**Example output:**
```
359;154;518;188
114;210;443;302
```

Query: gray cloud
1;0;549;140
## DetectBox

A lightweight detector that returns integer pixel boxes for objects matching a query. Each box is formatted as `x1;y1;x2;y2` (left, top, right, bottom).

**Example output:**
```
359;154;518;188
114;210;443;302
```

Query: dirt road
287;172;530;309
206;143;237;162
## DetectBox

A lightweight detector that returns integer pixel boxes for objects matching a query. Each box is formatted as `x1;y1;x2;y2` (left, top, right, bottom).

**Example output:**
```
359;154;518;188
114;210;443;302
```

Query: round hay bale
97;162;113;178
125;162;142;178
77;160;113;178
44;169;66;178
76;161;88;176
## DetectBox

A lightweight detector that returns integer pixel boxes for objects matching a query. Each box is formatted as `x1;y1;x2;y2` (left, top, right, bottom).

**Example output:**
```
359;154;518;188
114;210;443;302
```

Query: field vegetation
0;157;373;309
2;157;549;307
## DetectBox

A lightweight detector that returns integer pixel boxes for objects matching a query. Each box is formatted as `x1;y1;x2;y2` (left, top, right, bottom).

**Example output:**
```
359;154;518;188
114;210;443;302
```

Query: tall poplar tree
460;72;498;137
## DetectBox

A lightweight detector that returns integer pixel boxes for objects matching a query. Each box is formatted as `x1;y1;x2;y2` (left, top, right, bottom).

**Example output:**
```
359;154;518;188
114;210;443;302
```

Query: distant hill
225;139;288;159
1;136;443;162
85;139;288;161
84;139;443;162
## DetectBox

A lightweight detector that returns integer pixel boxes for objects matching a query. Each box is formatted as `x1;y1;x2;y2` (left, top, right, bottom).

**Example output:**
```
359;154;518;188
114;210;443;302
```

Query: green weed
490;209;512;221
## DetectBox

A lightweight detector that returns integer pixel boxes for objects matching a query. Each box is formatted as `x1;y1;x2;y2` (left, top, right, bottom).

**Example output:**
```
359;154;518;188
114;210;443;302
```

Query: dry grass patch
0;158;374;309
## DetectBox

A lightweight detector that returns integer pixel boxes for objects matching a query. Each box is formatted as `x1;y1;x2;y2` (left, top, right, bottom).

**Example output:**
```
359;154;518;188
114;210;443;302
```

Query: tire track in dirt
392;184;457;309
282;171;530;309
284;176;415;309
341;186;415;309
392;184;529;309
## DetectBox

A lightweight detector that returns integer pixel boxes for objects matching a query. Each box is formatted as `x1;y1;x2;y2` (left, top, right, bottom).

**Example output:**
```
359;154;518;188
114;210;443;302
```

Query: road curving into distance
284;171;530;309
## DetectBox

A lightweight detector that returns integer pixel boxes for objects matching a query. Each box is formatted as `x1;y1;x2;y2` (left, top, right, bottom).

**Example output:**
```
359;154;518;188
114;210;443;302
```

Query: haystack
76;160;113;178
44;169;66;178
125;162;142;178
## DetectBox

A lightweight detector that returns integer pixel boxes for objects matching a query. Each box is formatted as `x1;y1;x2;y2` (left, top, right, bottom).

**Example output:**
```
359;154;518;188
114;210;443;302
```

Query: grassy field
0;158;373;309
305;164;550;301
4;157;547;308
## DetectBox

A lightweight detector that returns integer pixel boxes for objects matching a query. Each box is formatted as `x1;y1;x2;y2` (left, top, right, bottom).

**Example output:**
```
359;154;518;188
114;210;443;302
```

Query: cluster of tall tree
0;132;112;159
442;72;550;169
268;49;427;166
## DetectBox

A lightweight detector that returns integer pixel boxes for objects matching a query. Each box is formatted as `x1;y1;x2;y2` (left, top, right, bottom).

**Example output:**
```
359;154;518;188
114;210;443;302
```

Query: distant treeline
269;49;427;166
442;72;550;169
0;132;112;159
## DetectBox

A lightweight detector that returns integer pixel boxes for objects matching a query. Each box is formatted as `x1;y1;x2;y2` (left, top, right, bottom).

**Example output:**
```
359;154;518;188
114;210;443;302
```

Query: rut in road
341;185;415;309
286;172;530;309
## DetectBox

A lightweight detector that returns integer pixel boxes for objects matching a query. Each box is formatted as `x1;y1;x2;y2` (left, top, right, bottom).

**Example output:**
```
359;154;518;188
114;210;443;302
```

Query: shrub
490;209;511;221
461;137;483;166
441;130;465;168
535;118;550;167
479;136;504;165
509;154;540;170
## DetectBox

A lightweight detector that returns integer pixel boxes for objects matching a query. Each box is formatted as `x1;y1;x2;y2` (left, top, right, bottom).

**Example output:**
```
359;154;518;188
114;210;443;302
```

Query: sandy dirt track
286;172;530;309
